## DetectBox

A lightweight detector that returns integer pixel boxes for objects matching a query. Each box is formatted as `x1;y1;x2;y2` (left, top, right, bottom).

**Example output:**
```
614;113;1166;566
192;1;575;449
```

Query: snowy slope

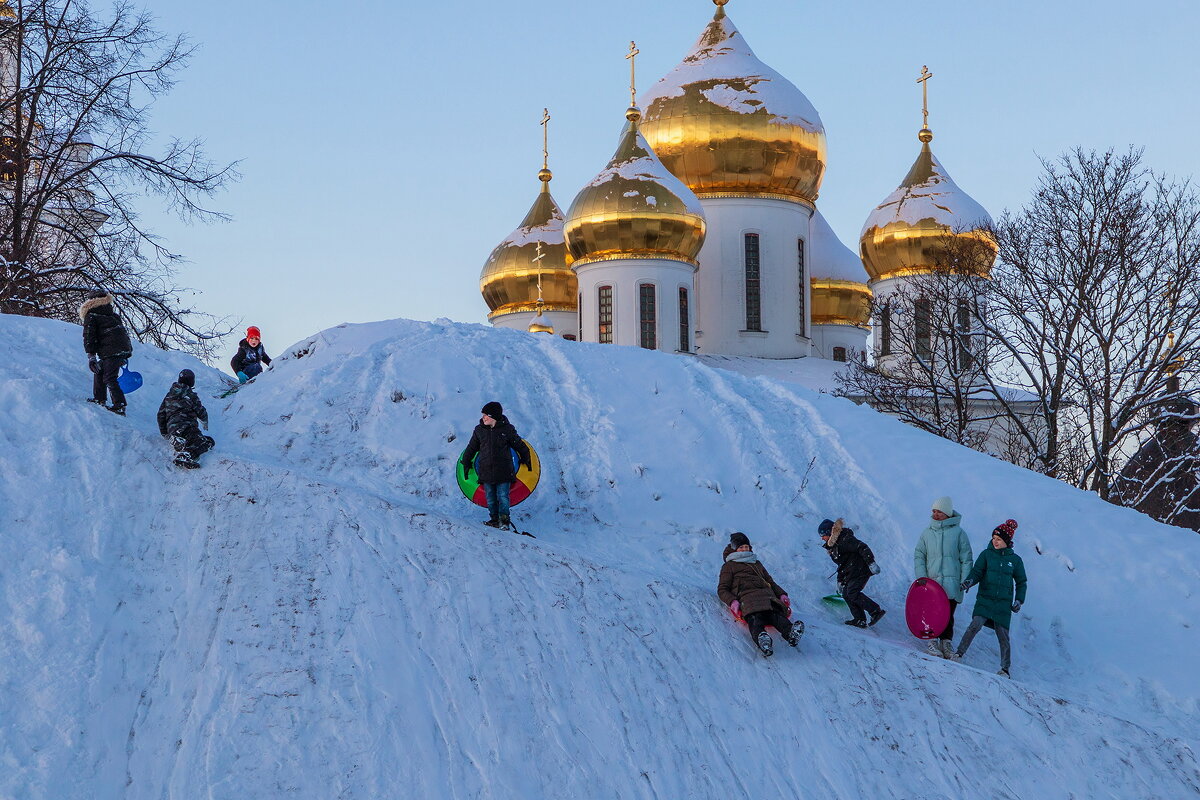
0;314;1197;800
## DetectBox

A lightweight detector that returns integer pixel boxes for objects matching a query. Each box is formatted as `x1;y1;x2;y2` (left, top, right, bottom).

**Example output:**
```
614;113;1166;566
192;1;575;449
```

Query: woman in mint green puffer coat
914;496;974;656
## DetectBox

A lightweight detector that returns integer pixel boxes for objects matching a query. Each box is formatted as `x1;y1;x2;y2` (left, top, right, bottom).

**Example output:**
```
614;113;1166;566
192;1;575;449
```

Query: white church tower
859;67;996;371
564;44;707;351
638;0;827;358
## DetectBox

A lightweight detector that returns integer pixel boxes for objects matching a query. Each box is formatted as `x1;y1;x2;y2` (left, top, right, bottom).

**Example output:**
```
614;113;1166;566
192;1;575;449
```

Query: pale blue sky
142;0;1200;364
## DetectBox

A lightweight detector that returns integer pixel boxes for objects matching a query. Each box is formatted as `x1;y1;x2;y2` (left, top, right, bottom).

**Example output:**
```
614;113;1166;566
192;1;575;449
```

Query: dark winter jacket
461;415;531;484
823;525;877;586
157;381;209;435
717;551;788;617
79;295;133;359
230;339;271;378
963;545;1028;629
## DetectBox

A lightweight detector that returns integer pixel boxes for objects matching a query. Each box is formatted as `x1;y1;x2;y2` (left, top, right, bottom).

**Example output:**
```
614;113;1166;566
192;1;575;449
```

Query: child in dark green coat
951;519;1028;677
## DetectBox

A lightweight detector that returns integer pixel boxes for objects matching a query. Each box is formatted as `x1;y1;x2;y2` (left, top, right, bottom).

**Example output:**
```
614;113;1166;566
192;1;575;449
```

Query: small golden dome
810;211;871;329
637;3;826;203
481;178;577;319
859;136;996;283
527;319;555;334
564;113;706;265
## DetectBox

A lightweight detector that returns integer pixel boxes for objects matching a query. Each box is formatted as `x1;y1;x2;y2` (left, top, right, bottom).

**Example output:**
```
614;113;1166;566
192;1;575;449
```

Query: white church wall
490;310;579;340
574;258;695;351
692;196;813;359
810;323;869;363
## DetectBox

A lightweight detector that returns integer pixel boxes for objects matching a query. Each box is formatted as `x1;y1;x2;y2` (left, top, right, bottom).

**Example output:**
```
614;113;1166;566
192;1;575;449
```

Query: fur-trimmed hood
78;294;113;321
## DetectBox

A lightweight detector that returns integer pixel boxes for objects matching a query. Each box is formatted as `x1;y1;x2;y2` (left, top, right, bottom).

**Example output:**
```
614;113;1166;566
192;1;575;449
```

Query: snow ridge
0;314;1197;799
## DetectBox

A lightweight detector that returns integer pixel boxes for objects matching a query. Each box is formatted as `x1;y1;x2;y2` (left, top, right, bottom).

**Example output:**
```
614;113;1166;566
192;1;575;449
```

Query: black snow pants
93;356;126;408
744;609;794;643
168;422;214;461
941;600;959;641
841;576;882;623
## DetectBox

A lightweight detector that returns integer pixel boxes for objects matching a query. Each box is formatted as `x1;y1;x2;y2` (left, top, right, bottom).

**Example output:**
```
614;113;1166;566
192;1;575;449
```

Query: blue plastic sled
117;364;143;393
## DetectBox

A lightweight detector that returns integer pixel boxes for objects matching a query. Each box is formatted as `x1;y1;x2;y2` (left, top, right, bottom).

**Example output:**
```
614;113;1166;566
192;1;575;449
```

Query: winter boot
844;619;868;628
783;621;803;647
925;641;944;657
755;632;773;657
997;668;1010;678
86;397;104;405
868;608;887;627
483;518;500;528
947;650;962;662
174;452;200;469
498;514;512;529
107;404;126;416
939;640;956;658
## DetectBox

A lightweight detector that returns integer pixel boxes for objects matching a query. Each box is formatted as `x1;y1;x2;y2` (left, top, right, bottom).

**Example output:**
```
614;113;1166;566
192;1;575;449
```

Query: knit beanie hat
178;369;195;388
992;519;1018;547
729;532;751;549
931;496;954;516
817;518;836;536
246;326;261;339
481;401;503;418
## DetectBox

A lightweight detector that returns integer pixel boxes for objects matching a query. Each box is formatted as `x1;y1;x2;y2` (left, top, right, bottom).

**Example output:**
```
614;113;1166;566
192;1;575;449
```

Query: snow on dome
481;183;577;317
564;119;706;264
810;210;869;283
859;142;996;282
637;6;827;202
641;12;822;130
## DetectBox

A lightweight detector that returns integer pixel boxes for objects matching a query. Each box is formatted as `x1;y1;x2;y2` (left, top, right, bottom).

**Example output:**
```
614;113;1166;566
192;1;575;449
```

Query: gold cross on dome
540;108;550;170
916;65;934;130
626;41;640;106
533;241;546;308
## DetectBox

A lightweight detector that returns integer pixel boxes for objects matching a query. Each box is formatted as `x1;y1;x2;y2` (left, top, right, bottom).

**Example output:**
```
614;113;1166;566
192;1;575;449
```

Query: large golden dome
564;108;707;265
637;1;826;203
860;133;996;282
810;211;871;329
480;171;577;319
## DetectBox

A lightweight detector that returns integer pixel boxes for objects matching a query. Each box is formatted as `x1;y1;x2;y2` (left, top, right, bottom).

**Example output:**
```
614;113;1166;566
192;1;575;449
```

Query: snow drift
0;313;1197;799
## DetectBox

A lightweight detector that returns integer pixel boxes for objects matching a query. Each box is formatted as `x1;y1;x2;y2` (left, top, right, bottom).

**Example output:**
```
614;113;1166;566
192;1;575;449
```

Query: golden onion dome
810;210;871;329
860;132;997;282
480;170;577;319
564;107;707;265
637;0;826;204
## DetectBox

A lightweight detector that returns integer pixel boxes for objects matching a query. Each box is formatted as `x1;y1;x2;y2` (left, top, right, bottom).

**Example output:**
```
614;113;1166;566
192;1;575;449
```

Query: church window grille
833;346;847;362
598;286;613;344
957;298;973;370
639;284;657;350
797;238;807;336
915;298;932;359
744;233;762;331
880;305;892;356
679;288;690;353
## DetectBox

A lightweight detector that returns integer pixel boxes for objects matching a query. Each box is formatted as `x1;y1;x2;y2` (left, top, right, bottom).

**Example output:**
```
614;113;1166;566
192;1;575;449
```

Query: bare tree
0;0;236;353
980;149;1200;497
837;238;1002;452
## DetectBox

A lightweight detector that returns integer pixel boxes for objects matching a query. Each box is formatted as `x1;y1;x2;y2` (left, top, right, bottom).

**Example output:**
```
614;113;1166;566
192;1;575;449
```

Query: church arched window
598;286;613;344
744;233;762;331
678;287;690;353
797;237;807;336
639;283;657;350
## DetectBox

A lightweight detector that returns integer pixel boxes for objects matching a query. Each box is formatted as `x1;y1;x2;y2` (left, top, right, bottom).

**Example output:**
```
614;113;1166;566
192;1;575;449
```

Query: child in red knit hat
230;325;273;384
950;519;1028;677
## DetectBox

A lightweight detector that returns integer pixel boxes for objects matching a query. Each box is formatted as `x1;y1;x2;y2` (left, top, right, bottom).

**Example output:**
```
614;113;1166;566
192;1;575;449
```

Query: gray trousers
956;615;1011;671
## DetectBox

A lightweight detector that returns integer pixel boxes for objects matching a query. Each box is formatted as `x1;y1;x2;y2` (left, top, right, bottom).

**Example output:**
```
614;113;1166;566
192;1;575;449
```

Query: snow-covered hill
1;313;1197;799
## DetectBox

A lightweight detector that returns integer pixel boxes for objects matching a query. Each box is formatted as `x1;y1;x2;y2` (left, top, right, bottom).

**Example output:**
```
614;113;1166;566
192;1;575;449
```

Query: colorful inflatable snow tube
455;440;540;508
